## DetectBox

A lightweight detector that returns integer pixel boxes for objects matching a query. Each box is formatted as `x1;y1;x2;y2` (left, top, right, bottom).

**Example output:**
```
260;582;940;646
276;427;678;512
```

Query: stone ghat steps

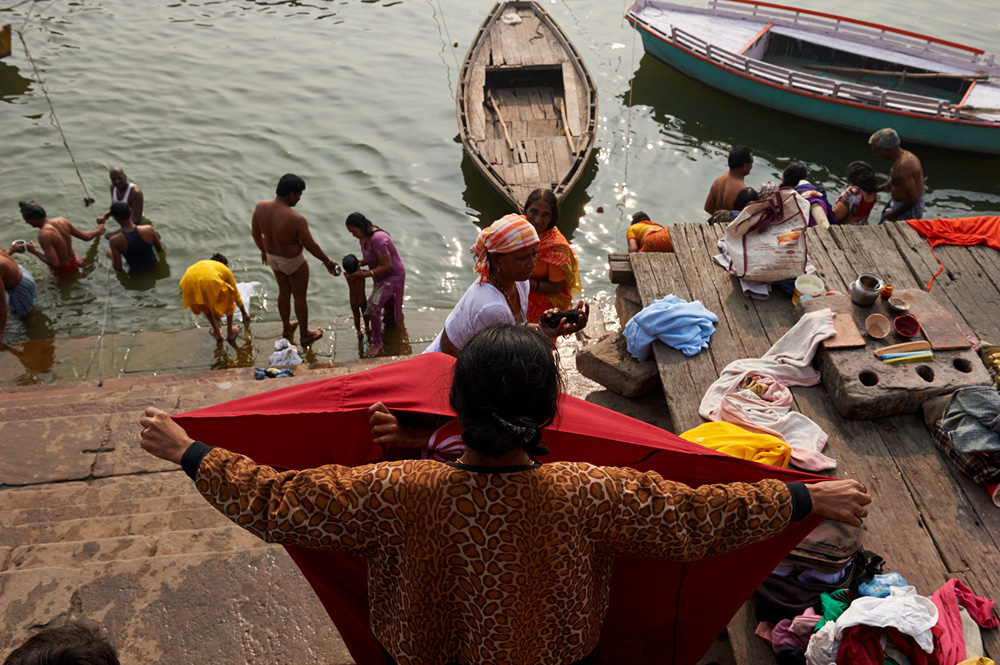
0;363;372;661
0;359;385;424
0;548;355;664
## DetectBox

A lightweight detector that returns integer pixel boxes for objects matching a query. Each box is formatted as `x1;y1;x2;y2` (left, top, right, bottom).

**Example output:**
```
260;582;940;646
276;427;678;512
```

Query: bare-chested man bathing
18;201;104;277
251;174;340;346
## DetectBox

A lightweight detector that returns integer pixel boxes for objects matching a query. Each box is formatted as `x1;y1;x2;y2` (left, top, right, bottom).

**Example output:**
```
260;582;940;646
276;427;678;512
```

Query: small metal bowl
865;313;891;339
887;296;910;313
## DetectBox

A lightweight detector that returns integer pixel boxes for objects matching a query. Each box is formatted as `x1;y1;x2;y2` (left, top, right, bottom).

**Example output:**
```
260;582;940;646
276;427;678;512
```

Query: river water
2;0;999;348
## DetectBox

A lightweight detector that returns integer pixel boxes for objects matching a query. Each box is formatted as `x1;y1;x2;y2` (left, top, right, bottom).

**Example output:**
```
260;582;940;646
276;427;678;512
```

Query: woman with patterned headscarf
425;214;589;356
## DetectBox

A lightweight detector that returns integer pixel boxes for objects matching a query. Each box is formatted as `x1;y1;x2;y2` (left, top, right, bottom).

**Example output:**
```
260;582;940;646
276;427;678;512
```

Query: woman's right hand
539;301;590;338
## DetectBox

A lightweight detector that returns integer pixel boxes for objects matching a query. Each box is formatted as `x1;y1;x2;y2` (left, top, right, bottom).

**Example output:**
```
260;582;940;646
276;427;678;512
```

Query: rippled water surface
2;0;1000;346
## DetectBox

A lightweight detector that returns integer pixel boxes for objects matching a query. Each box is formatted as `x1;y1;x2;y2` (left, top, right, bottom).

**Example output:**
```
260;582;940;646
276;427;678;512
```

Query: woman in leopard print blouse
139;324;871;665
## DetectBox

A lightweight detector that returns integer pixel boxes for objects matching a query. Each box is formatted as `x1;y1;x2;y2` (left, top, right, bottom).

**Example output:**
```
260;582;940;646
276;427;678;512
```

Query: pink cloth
771;608;821;654
699;309;837;471
932;578;999;665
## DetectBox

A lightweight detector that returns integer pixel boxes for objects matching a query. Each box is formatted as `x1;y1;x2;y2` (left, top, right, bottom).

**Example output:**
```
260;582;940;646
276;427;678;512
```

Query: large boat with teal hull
625;0;1000;155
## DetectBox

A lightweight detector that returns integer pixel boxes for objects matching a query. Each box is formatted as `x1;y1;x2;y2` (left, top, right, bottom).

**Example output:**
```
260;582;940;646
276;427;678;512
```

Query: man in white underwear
251;173;340;346
99;166;145;226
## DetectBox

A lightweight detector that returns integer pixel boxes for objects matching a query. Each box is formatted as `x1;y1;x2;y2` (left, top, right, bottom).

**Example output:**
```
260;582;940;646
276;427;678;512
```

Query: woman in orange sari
523;189;582;324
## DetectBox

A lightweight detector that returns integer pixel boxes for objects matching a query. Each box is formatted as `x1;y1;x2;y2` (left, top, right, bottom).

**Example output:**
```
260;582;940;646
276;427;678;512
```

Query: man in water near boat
0;243;37;348
869;128;925;222
98;166;144;227
17;201;104;278
106;202;163;273
704;145;753;214
251;173;340;346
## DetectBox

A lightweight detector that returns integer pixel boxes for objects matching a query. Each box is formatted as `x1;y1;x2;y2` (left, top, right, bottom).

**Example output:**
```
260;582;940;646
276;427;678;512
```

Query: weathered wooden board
629;223;1000;665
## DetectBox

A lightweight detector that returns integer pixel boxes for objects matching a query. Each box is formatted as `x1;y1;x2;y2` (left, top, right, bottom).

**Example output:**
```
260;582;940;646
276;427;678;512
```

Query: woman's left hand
368;402;429;449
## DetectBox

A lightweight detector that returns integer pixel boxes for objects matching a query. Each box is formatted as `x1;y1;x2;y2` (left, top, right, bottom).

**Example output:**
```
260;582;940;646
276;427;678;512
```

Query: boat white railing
705;0;998;74
665;23;969;120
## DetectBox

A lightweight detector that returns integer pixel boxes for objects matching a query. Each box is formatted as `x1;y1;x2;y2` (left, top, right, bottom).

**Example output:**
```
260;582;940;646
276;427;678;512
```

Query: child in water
343;254;370;338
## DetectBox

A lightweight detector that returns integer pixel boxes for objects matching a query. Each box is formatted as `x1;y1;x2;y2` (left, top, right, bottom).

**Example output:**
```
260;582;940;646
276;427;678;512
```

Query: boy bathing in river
342;254;369;338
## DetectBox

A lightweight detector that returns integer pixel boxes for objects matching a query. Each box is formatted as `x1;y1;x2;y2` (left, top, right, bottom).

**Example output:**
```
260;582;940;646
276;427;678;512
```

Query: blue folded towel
624;294;718;361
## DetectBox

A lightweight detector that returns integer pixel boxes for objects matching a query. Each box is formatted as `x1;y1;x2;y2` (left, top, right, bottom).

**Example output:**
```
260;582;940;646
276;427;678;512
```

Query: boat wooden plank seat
628;222;1000;664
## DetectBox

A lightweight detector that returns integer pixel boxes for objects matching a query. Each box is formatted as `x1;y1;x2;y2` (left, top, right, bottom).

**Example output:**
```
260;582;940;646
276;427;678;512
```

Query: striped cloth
421;419;466;462
471;214;538;283
7;266;36;316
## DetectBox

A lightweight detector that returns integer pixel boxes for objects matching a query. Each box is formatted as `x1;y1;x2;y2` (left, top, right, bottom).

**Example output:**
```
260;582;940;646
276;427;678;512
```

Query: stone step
0;548;355;664
0;470;194;512
0;362;380;423
3;525;267;572
0;506;231;548
0;487;206;528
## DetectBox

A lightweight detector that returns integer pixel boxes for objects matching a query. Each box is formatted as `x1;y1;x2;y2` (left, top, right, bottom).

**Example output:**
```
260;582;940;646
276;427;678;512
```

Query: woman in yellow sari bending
523;189;582;324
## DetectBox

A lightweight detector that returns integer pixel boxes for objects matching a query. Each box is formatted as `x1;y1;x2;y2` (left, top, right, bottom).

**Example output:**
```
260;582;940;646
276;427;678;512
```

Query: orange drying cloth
907;216;1000;251
179;259;243;317
907;217;1000;290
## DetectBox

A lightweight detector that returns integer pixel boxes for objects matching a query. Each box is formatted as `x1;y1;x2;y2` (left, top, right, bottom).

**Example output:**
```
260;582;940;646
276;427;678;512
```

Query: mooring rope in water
620;5;639;230
83;259;115;386
430;0;462;93
15;0;96;207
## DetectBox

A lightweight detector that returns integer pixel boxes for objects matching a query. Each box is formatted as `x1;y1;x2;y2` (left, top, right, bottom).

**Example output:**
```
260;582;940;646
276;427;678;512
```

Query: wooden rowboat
457;1;598;213
626;0;1000;155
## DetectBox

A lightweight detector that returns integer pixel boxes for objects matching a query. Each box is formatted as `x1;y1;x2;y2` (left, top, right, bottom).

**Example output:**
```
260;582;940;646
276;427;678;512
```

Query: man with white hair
869;128;925;222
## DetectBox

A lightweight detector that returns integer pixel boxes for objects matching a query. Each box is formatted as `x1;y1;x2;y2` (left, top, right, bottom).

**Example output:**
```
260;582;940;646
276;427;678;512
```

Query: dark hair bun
450;324;560;459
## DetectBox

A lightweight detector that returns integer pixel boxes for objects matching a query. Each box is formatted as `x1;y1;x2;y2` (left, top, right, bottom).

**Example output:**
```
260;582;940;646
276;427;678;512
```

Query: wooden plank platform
627;222;1000;664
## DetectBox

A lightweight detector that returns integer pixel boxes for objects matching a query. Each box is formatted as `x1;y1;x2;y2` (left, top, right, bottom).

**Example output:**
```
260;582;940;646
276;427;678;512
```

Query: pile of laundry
696;308;837;471
767;576;999;665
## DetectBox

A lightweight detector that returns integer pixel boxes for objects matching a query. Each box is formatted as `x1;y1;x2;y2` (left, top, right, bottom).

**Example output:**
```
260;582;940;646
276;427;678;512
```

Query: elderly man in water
17;201;105;278
98;166;145;226
869;128;925;222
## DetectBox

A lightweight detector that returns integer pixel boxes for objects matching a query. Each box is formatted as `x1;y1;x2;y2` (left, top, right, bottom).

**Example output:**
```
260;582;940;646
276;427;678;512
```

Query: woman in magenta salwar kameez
346;212;406;357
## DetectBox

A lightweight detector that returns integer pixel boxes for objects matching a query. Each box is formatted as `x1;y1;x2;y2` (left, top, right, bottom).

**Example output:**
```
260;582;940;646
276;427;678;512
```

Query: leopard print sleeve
603;468;793;561
195;447;377;556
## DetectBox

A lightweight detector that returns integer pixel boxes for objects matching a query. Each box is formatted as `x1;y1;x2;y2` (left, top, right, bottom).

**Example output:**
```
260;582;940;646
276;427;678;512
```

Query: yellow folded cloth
679;421;791;468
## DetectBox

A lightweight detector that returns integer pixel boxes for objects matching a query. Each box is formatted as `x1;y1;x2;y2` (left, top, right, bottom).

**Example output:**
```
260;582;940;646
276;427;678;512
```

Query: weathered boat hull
627;1;1000;156
458;1;598;213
